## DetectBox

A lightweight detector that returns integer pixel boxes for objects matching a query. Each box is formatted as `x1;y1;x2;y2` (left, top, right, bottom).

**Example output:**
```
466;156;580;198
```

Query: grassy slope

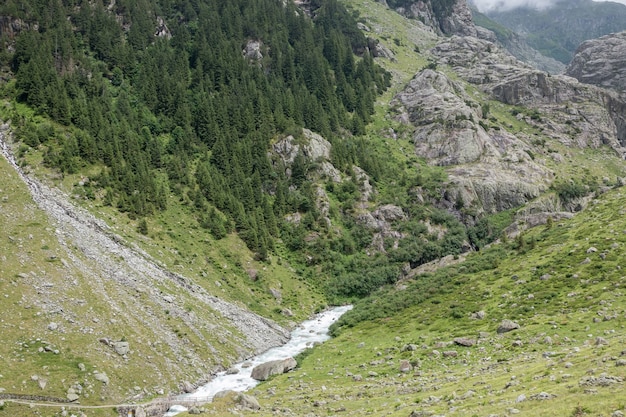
232;184;626;417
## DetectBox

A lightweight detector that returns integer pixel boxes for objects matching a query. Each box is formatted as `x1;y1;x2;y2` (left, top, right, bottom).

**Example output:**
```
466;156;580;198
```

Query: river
164;305;352;415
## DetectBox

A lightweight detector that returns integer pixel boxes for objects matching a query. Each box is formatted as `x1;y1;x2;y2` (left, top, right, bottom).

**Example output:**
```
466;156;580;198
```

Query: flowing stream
164;305;352;416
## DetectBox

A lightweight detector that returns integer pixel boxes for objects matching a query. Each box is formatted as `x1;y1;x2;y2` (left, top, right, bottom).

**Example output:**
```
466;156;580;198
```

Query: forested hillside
0;0;483;305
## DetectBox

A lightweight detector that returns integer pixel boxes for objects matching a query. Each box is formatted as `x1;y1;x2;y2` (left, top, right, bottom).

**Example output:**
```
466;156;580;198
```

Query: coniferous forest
0;0;485;301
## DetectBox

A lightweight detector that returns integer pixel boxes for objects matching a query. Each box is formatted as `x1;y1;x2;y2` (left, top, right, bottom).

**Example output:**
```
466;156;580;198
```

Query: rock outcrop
566;31;626;93
392;67;550;213
391;34;626;214
394;0;477;37
432;35;626;151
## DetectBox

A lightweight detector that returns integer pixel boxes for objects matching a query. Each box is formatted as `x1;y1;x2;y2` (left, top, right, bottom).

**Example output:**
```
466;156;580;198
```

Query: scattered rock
214;390;236;399
47;322;58;331
498;319;520;334
251;358;297;381
471;310;486;320
94;371;109;385
246;269;258;281
269;288;282;301
530;392;556;400
579;373;623;387
409;411;434;417
181;380;195;393
226;367;240;375
399;360;412;373
596;336;609;346
453;337;476;347
38;378;47;390
236;393;260;410
111;341;129;356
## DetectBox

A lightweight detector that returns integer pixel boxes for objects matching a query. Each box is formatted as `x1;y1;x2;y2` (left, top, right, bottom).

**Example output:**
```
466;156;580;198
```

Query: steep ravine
0;121;290;395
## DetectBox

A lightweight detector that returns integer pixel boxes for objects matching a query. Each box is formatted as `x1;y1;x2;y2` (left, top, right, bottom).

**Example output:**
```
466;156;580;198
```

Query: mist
470;0;626;13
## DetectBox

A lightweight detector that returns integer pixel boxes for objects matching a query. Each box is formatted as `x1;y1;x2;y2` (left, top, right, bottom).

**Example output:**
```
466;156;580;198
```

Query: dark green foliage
467;210;514;250
4;0;389;256
330;246;507;334
137;218;149;235
0;0;474;303
552;180;593;204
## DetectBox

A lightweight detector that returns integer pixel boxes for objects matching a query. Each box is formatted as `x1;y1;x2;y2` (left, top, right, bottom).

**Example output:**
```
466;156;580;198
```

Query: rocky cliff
566;31;626;94
391;31;626;216
388;0;477;37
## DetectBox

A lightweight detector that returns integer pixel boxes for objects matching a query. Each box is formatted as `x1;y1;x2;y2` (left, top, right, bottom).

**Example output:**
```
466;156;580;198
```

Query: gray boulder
214;390;236;399
111;341;129;356
181;380;195;393
498;319;520;334
94;371;109;385
236;393;260;410
453;337;476;347
251;358;297;381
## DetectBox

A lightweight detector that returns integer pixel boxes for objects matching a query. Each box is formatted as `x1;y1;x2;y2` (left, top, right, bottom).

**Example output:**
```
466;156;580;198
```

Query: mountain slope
248;187;626;417
0;122;319;405
481;0;626;64
2;0;626;415
471;8;565;74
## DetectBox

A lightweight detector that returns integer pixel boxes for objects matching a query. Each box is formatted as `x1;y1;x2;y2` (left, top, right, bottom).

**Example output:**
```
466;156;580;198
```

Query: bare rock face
566;31;626;94
392;67;550;213
397;0;477;37
395;34;626;215
393;69;487;166
243;40;264;64
439;0;477;37
432;35;626;151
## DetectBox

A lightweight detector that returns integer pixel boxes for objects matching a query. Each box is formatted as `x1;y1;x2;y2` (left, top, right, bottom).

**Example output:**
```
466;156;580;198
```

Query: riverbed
164;305;352;415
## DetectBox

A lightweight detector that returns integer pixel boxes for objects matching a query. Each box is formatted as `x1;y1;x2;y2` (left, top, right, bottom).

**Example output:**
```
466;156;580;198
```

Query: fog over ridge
470;0;626;13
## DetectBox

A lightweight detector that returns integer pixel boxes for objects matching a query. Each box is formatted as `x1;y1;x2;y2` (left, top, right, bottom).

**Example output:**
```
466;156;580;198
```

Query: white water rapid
164;305;352;416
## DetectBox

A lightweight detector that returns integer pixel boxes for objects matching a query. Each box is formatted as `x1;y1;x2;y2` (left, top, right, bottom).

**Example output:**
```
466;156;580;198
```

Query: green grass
230;188;626;416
